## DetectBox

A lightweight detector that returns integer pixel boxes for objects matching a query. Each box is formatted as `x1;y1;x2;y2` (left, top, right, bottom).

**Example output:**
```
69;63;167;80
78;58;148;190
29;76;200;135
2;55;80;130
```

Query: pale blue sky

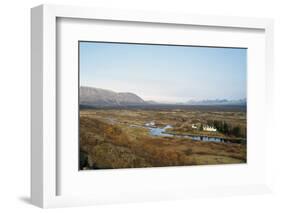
80;41;246;103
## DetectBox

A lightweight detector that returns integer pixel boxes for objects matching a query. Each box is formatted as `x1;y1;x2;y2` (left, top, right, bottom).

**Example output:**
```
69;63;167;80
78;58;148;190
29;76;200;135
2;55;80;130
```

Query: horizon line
80;85;246;103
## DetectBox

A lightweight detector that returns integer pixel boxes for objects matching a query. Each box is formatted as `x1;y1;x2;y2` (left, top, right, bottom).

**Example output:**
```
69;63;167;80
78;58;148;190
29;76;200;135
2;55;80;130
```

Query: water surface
145;124;244;144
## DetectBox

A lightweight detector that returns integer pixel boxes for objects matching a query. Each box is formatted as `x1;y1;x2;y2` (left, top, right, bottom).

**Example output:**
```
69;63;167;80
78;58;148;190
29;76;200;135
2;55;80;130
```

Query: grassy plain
79;106;247;170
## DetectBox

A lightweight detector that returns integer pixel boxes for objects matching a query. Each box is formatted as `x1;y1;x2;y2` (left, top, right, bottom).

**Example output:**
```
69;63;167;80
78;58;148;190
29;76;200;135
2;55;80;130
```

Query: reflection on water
145;124;244;144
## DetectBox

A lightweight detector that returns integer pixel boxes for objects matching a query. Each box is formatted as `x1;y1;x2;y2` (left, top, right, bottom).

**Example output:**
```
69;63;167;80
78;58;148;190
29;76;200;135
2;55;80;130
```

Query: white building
191;124;198;129
203;125;217;132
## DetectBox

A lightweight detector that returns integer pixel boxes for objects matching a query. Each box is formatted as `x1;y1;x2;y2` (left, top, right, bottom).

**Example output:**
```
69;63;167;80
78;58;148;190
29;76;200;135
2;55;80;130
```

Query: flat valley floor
79;106;247;170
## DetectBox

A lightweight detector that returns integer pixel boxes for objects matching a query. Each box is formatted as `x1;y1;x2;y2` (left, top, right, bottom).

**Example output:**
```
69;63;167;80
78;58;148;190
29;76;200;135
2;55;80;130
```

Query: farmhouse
191;124;198;129
203;125;217;132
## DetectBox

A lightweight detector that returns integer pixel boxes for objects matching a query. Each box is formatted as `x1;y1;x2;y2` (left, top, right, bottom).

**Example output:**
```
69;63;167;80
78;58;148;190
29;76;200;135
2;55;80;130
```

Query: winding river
145;124;245;144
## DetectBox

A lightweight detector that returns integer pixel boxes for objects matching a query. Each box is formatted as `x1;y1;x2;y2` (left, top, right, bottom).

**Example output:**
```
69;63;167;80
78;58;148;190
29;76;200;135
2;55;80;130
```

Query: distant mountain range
185;98;246;106
80;86;246;107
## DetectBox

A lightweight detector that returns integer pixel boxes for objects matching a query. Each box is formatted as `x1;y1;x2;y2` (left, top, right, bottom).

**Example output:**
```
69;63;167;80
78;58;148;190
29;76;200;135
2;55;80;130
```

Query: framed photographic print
31;4;274;208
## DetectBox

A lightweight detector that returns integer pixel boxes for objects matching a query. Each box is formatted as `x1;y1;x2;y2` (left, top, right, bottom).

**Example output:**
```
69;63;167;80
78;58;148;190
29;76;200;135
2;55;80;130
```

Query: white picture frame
31;4;274;208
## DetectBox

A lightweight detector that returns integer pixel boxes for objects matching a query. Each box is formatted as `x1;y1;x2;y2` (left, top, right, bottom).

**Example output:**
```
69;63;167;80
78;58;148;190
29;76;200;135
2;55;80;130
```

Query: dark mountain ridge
80;86;246;107
80;86;146;106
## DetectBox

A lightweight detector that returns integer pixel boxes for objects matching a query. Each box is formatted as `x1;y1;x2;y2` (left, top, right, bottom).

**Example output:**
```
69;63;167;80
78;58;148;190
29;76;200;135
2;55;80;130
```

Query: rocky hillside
80;86;146;106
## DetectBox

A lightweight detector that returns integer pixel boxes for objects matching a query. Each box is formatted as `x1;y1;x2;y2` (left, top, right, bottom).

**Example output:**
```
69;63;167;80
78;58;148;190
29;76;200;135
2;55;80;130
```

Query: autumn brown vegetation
79;108;247;170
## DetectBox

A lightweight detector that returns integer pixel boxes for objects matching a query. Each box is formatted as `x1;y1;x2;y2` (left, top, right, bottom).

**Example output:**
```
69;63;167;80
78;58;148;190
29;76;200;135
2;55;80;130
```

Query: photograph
79;41;247;170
